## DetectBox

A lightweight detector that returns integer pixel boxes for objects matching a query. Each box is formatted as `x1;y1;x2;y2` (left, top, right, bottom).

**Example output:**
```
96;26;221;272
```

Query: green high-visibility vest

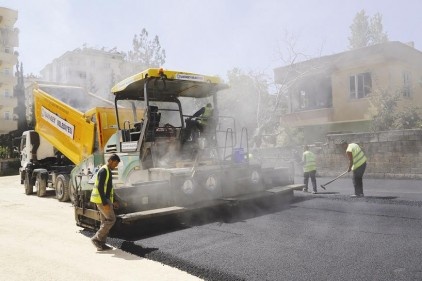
303;150;316;172
198;106;213;125
90;165;114;204
347;143;367;170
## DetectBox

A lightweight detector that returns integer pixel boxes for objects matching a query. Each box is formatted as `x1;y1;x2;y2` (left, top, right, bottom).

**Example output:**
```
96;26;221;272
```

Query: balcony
282;107;334;127
0;27;19;47
0;72;17;86
0;96;17;108
0;51;18;65
0;118;17;133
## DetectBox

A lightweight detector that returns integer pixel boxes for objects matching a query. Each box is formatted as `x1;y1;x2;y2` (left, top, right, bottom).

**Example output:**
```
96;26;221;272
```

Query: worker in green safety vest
341;140;367;197
302;145;318;194
184;103;214;143
90;153;120;251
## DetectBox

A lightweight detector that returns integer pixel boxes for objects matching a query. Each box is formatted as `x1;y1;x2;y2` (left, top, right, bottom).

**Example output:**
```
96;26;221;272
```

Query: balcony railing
0;51;18;65
0;96;17;108
282;107;334;126
0;27;19;47
0;72;17;85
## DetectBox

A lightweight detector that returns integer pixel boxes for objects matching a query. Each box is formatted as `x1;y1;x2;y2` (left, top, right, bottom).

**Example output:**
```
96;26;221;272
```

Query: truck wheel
35;174;47;197
55;174;70;202
24;171;33;195
69;179;76;205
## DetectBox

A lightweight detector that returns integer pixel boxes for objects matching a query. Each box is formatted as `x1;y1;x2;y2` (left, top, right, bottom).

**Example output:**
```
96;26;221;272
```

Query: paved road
2;174;422;281
0;175;201;281
114;176;422;281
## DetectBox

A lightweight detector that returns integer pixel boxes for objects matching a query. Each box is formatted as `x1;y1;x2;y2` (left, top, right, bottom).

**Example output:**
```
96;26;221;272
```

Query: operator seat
146;106;161;141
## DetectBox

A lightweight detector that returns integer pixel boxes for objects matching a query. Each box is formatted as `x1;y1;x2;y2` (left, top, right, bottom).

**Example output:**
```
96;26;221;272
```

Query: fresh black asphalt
100;177;422;281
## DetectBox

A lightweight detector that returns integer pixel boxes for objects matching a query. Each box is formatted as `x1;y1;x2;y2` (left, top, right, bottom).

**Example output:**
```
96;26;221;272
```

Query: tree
370;89;422;131
127;28;166;68
348;10;388;49
370;89;400;131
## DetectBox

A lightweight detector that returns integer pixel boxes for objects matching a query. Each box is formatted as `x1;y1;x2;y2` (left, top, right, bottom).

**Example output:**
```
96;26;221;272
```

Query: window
4;112;11;120
350;72;372;99
403;71;412;97
4;89;10;97
299;90;309;109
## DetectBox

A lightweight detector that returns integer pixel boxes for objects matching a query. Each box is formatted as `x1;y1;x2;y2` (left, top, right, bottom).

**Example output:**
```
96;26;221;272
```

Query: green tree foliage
370;89;422;131
348;10;388;49
127;28;166;68
394;106;422;129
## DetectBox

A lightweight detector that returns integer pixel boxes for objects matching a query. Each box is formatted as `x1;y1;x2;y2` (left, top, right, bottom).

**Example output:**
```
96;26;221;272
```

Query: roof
111;68;228;100
274;41;422;83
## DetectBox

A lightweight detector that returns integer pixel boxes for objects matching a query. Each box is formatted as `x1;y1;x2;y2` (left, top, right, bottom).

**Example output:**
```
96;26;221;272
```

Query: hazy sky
3;0;422;80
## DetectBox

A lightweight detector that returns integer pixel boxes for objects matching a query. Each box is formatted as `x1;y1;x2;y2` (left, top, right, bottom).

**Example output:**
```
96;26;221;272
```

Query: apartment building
274;41;422;143
0;7;19;135
40;47;144;100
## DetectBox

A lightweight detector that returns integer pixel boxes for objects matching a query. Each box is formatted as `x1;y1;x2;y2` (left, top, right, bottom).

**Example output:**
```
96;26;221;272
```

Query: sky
2;0;422;82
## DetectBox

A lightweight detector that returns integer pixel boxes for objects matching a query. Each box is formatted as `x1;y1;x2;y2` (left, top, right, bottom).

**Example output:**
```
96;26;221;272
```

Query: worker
302;145;317;194
340;140;367;197
90;153;121;251
184;103;214;141
189;103;214;132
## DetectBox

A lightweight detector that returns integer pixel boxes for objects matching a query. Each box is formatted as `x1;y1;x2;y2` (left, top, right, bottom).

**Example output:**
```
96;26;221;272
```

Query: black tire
69;179;76;205
24;171;33;195
55;174;70;202
35;174;47;197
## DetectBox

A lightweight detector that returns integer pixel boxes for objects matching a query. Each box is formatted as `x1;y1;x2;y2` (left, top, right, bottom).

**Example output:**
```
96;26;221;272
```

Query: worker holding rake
341;140;367;197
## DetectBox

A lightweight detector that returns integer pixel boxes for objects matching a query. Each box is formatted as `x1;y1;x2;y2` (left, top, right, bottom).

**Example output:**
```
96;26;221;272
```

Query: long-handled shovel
320;171;348;190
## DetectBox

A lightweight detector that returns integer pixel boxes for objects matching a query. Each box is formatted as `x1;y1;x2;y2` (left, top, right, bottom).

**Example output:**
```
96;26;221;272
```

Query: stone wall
315;129;422;180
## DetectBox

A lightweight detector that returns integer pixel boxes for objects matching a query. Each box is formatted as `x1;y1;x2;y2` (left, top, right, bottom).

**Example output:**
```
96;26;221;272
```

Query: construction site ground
0;175;201;281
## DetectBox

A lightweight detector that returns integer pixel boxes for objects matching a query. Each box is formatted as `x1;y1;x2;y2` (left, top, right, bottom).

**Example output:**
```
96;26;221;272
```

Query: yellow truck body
33;88;96;165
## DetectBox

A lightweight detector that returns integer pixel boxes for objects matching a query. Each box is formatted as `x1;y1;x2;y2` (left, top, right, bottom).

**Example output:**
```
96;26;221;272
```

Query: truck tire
69;179;76;205
35;174;47;197
55;174;70;202
24;171;33;195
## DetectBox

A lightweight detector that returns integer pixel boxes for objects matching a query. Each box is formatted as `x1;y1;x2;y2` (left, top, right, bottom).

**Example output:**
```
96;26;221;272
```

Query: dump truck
19;83;120;202
73;68;301;230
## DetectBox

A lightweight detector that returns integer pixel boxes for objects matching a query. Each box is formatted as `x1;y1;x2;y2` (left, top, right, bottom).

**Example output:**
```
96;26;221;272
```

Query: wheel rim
35;180;40;193
56;180;63;197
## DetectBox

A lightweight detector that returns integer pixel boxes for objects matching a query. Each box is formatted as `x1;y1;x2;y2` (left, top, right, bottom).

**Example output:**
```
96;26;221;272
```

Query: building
0;7;19;135
274;41;422;143
40;46;145;100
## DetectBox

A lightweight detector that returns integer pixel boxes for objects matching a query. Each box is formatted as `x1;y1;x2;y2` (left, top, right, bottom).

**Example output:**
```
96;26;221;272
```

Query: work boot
100;244;113;251
91;238;103;251
312;190;317;194
302;188;308;193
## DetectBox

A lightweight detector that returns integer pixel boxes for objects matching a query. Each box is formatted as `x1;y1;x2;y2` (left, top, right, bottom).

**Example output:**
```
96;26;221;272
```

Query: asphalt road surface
109;176;422;281
2;174;422;281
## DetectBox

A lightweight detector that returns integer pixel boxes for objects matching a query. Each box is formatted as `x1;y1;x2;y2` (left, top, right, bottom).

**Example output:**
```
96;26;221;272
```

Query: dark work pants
304;170;317;192
352;162;366;195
